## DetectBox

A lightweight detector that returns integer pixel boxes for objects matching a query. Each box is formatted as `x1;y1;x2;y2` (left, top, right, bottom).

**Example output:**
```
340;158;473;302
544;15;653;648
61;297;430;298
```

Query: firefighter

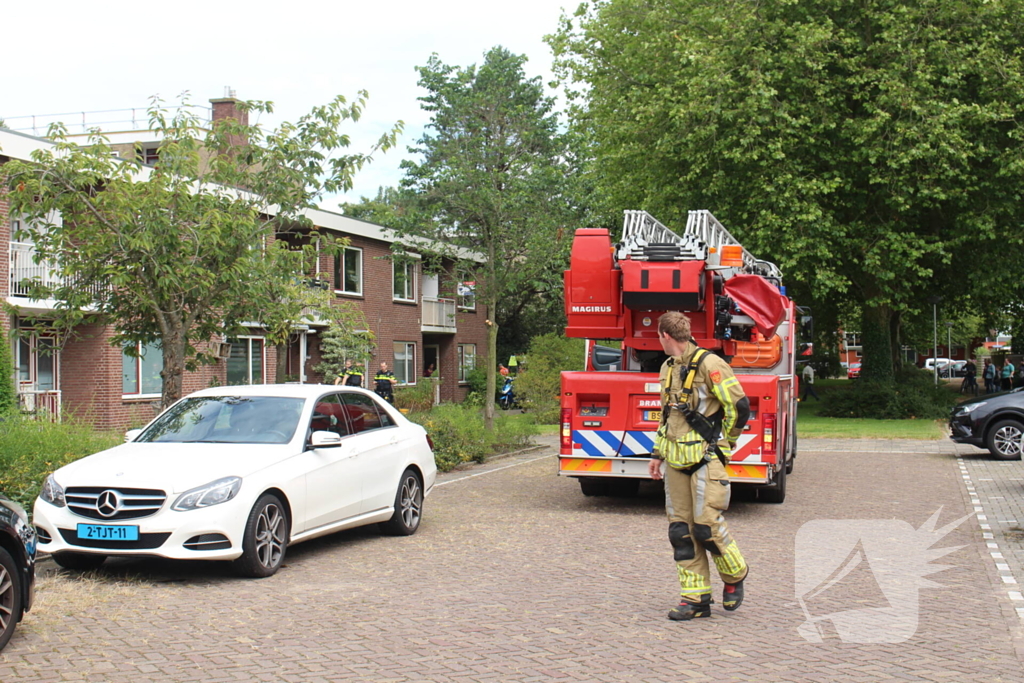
648;311;751;620
374;361;397;405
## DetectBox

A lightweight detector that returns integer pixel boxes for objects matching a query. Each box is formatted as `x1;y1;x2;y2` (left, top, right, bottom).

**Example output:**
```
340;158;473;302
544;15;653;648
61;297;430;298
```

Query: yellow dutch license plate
644;410;662;422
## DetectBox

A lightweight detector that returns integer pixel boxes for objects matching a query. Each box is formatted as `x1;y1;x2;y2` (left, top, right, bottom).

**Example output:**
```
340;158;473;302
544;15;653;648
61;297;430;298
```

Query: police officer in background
334;359;364;388
649;311;751;621
374;361;397;404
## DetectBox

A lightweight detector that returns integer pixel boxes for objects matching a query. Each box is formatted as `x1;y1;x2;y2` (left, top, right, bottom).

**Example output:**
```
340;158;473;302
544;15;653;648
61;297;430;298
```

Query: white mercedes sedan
33;384;436;578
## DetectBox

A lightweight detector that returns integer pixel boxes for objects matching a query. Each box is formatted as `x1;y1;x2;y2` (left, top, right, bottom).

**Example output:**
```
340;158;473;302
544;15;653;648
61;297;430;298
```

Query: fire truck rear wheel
609;478;640;497
786;432;796;475
579;478;610;496
759;463;787;504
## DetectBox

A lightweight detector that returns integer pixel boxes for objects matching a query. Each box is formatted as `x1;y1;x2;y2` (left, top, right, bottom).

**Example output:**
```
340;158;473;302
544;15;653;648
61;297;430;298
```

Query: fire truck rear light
763;413;777;460
561;408;572;450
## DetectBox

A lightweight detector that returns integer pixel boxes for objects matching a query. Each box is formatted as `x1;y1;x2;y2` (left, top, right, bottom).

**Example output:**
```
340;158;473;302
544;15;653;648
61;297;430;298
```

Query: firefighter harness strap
663;346;730;471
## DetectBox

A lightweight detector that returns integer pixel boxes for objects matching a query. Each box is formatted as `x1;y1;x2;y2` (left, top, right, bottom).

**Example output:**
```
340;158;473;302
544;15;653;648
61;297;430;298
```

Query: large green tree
397;47;572;428
552;0;1024;381
5;94;399;406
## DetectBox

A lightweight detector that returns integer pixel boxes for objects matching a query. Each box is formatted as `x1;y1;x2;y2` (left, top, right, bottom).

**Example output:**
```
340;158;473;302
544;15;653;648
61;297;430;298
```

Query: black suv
0;492;36;651
950;389;1024;460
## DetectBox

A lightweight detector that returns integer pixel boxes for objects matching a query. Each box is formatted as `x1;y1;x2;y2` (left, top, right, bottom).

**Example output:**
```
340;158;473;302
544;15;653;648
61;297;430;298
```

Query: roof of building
0;127;444;254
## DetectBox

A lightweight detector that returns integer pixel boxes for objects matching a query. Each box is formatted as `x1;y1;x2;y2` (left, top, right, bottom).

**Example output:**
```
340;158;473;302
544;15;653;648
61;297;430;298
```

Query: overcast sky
3;0;572;208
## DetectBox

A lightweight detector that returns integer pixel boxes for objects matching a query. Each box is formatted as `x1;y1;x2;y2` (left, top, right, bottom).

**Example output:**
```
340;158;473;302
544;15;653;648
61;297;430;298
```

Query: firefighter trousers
664;457;747;602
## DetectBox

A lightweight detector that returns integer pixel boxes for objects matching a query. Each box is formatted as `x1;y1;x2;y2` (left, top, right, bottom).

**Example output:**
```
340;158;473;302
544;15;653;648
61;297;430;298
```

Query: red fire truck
559;210;803;503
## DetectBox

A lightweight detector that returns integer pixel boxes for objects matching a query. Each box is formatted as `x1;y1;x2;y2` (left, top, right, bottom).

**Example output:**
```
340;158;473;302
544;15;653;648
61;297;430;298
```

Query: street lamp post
928;296;943;386
945;322;955;380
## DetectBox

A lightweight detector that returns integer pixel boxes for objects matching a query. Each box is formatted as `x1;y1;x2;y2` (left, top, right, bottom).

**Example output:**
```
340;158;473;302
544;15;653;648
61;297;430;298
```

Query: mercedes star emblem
97;490;122;518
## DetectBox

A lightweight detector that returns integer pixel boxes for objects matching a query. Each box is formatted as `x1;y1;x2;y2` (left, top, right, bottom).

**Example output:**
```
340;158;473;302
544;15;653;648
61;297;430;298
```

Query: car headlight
955;402;987;416
40;473;66;507
171;477;242;512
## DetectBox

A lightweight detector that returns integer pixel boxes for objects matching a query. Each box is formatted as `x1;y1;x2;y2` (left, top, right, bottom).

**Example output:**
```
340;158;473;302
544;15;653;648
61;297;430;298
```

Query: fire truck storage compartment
619;260;705;311
565;228;623;338
576;394;610;418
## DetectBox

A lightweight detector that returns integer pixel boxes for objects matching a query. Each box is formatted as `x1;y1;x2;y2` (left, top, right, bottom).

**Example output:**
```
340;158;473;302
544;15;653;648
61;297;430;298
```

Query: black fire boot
723;575;745;612
668;594;712;621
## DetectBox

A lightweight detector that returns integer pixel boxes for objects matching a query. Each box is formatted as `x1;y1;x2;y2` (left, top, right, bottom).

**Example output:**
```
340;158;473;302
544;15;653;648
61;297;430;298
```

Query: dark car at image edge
950;388;1024;460
0;492;36;651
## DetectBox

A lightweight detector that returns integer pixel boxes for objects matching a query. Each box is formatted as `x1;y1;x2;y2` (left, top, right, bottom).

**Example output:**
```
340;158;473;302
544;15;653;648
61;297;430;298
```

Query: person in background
1002;359;1015;392
983;358;996;394
334;359;364;387
374;362;397;404
508;354;519;375
801;363;820;401
961;359;978;396
424;363;435;378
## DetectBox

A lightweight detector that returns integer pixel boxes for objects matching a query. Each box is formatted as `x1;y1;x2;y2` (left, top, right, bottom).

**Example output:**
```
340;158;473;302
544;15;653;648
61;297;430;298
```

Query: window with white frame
123;341;163;396
393;342;415;385
393;260;415;302
457;281;476;310
227;337;265;385
334;247;362;295
458;344;476;383
844;332;862;349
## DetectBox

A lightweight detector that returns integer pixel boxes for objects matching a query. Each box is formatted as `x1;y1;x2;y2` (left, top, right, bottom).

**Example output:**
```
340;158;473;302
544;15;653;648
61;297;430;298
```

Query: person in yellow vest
373;362;396;404
508;354;519;375
334;359;364;388
648;311;751;620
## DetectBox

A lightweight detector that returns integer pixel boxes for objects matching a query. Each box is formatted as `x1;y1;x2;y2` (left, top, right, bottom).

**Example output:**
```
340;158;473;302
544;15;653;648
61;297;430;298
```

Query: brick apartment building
0;99;488;429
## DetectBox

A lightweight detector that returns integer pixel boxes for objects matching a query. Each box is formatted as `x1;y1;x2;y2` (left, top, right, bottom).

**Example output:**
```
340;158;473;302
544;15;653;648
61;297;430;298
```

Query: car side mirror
310;430;342;449
125;429;142;443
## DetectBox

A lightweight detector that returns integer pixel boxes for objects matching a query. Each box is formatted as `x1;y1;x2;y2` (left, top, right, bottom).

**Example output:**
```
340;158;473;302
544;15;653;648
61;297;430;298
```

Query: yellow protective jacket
653;342;749;468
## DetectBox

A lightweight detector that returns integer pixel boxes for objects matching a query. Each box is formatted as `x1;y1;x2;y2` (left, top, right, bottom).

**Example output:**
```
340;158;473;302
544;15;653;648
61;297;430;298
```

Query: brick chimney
210;88;248;127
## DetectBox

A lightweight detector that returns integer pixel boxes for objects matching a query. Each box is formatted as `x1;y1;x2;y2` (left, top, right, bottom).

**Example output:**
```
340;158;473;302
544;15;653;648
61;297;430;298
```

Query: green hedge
408;404;538;472
0;416;123;510
819;367;960;419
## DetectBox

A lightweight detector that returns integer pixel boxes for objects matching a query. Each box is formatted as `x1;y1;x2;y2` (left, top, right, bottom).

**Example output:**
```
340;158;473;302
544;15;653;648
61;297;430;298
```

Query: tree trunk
889;311;904;373
860;303;894;382
484;295;498;433
160;327;188;408
275;341;289;383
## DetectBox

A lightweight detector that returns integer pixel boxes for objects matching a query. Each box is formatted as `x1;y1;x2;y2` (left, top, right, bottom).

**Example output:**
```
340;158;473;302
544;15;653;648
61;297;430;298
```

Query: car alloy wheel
0;547;22;651
381;469;423;536
234;493;289;578
988;419;1024;461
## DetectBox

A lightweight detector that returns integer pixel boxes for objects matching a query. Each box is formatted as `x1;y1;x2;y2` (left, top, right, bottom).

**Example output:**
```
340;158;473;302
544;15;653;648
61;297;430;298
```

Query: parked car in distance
924;358;954;374
950;388;1024;460
847;362;862;379
0;492;36;651
944;360;968;378
33;384;437;578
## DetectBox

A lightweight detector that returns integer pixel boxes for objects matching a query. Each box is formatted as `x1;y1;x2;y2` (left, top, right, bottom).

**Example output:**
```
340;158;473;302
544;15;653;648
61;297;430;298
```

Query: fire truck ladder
618;210;782;280
685;210;782;280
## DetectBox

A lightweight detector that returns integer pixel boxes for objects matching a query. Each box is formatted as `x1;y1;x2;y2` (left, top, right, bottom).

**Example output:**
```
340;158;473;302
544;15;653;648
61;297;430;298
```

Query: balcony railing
10;242;108;300
422;297;457;332
10;242;63;297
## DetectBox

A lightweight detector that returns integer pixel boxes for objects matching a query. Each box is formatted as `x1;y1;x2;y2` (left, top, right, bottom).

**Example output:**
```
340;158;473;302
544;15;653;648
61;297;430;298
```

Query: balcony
9;242;62;297
422;297;457;333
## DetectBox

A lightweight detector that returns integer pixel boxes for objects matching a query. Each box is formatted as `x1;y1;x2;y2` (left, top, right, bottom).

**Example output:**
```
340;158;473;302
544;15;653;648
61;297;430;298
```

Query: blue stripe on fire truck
572;430;655;456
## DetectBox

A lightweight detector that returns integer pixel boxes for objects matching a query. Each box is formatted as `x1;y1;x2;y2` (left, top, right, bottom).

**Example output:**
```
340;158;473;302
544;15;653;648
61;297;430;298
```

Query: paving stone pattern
2;436;1023;682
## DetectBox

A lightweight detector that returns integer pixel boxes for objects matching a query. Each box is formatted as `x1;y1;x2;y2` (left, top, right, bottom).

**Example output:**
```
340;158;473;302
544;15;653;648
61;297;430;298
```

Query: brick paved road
3;436;1023;682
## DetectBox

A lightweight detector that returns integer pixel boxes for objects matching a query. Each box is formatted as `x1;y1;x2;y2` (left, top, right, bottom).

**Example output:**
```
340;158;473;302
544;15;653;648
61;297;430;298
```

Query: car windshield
137;396;305;444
